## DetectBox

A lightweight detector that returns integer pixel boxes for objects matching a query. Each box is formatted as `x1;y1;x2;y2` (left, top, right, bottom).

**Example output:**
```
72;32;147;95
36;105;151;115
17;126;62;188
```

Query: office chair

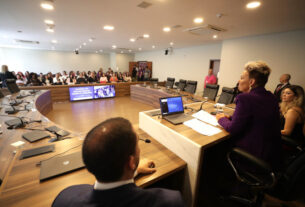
0;90;4;98
5;79;20;94
177;79;187;91
217;87;235;105
165;77;175;88
150;78;159;87
226;147;305;207
184;80;197;94
203;84;219;101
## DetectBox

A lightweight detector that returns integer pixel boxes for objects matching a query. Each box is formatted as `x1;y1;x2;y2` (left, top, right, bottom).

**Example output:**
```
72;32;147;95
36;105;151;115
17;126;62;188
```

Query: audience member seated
204;68;217;88
100;73;108;83
117;72;124;82
38;73;46;85
52;118;185;207
15;74;26;86
216;61;282;170
0;65;16;87
280;85;305;146
110;73;118;83
88;72;98;83
123;72;132;82
274;74;291;103
76;72;88;84
27;73;42;86
53;73;63;85
46;73;53;85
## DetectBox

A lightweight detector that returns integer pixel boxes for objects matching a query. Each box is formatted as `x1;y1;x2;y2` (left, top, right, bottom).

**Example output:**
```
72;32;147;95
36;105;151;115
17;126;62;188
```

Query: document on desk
184;119;221;136
192;110;219;126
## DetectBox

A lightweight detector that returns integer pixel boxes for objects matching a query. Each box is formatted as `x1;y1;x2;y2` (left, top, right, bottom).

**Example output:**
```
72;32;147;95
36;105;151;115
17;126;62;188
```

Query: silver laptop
40;150;85;181
159;96;192;125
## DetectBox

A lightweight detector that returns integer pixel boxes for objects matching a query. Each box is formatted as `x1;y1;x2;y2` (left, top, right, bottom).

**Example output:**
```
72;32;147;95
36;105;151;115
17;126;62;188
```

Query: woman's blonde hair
280;85;305;115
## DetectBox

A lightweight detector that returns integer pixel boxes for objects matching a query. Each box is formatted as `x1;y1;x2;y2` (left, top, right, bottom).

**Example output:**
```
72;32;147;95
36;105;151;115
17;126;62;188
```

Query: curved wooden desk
0;90;186;207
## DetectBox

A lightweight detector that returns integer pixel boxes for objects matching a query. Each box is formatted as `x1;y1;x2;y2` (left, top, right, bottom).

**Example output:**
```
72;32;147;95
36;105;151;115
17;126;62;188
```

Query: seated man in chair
52;117;185;207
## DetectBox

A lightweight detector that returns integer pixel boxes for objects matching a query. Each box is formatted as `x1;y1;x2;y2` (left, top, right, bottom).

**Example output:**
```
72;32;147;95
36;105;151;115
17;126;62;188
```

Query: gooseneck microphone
198;100;208;111
139;138;151;143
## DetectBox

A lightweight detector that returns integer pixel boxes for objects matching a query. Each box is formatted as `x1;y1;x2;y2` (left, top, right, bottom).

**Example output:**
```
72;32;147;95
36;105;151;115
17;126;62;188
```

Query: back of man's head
82;117;137;182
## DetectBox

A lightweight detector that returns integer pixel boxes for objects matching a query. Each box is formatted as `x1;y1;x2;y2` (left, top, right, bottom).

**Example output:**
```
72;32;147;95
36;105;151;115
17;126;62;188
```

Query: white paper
11;141;25;147
192;110;219;126
184;119;221;136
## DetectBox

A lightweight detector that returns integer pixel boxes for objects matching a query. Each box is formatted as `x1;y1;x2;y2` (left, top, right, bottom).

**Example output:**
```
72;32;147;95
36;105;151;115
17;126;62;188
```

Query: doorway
209;59;220;83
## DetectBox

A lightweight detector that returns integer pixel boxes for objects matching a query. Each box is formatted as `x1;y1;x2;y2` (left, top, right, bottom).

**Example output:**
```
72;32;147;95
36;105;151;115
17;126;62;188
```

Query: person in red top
204;68;217;88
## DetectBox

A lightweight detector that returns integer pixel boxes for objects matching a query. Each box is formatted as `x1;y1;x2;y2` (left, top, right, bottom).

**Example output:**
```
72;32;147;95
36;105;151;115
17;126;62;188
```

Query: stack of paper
184;119;221;136
192;110;219;126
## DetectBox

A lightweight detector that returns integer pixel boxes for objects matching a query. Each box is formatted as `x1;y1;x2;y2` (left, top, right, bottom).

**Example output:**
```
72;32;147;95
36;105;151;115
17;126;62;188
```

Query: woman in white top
100;73;108;83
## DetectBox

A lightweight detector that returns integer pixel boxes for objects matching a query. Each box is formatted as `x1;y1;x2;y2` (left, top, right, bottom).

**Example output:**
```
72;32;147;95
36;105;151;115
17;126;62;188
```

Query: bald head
82;117;137;182
280;74;290;84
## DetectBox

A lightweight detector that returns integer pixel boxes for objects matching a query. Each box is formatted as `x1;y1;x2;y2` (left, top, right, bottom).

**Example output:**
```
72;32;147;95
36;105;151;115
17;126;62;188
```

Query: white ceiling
0;0;305;53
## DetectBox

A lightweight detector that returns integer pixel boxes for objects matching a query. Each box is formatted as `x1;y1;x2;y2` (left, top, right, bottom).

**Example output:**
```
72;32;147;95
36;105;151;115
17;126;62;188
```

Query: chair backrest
178;79;187;90
203;84;219;101
184;80;197;94
217;87;235;105
165;77;175;88
6;79;20;94
0;90;4;98
150;78;158;86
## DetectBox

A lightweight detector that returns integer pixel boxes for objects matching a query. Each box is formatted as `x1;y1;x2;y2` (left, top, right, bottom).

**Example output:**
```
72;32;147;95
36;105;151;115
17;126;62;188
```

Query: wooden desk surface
0;90;186;207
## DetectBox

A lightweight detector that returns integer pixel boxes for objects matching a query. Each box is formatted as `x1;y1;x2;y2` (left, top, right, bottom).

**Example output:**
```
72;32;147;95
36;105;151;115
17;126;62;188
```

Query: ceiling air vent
184;24;226;36
137;1;152;9
14;39;40;44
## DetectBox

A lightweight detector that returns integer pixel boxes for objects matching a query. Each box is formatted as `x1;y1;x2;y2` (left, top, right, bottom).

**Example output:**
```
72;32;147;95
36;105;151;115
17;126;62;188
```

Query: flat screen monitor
93;85;115;98
159;96;184;116
69;86;94;101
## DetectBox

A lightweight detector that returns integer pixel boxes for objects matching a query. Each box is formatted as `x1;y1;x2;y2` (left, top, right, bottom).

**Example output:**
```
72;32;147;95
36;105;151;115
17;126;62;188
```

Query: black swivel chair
184;81;197;94
165;77;175;89
217;87;235;105
203;84;219;101
226;147;305;207
6;79;20;94
150;78;159;87
177;79;187;91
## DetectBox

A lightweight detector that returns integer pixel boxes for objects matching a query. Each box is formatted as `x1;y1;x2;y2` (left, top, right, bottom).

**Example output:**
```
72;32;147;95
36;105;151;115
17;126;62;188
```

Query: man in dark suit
274;74;291;102
0;65;16;88
52;117;185;207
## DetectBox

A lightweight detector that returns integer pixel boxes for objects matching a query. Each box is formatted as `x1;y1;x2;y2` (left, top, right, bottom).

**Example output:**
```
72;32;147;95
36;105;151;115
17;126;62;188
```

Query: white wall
219;29;305;91
115;53;134;72
135;43;223;94
0;47;110;74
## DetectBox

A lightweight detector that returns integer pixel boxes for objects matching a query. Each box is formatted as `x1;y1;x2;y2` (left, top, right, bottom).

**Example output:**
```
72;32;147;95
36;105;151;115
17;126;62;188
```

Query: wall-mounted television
69;85;115;101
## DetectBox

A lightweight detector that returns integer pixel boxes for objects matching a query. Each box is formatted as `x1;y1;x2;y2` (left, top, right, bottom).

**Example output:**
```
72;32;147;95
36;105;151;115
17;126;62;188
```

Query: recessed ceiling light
40;0;54;10
89;38;93;42
44;19;54;25
194;17;203;23
96;51;98;53
83;42;87;46
99;49;103;52
152;45;155;48
163;27;171;32
170;42;174;46
130;38;135;42
112;45;117;49
246;1;261;9
104;25;114;30
138;48;142;51
129;50;132;52
46;28;54;33
79;45;82;48
143;34;150;38
213;35;218;39
51;39;57;43
121;51;124;53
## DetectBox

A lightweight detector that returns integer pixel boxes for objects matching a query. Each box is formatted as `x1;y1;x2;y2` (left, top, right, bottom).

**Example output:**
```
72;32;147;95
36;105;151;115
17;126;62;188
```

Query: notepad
192;110;219;126
184;119;221;136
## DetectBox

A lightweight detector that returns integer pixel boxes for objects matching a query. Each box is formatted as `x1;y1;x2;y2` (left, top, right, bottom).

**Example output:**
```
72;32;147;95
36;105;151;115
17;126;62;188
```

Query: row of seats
166;78;198;94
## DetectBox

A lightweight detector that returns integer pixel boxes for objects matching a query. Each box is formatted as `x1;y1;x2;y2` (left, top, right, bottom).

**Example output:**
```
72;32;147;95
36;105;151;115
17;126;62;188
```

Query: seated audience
204;68;217;88
216;61;282;170
280;85;305;146
76;72;87;84
46;73;54;85
274;73;291;102
99;73;108;83
117;72;124;82
123;72;132;82
38;73;46;85
16;74;26;86
27;73;42;86
0;65;16;87
53;73;63;85
52;117;184;207
110;73;118;83
88;72;98;83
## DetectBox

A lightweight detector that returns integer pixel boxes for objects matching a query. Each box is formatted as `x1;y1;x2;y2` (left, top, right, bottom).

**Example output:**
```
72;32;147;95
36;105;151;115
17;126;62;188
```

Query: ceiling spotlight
152;45;155;48
121;51;124;53
163;27;171;32
44;19;54;25
130;38;135;42
99;49;103;52
83;42;87;46
112;45;117;49
95;51;98;53
89;38;93;42
129;50;132;52
79;45;82;48
170;42;174;46
194;17;203;24
246;1;261;9
46;28;54;33
40;0;54;10
138;48;142;51
143;34;150;38
104;25;114;30
213;35;218;39
51;39;57;43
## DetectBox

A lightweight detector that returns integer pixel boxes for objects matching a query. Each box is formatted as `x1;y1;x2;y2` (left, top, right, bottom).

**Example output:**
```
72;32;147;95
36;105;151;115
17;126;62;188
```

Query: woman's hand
216;113;230;121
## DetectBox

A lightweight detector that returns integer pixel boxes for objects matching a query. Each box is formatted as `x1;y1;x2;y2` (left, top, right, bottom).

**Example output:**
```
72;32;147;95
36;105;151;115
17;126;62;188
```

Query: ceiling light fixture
112;45;117;49
40;0;54;10
143;34;150;38
163;27;171;32
99;49;103;52
104;25;114;30
194;17;203;23
46;28;54;33
170;42;174;46
213;35;218;39
152;45;155;48
89;38;93;42
96;51;98;53
129;50;132;52
44;19;54;25
79;45;82;48
51;39;57;43
83;42;87;46
130;38;135;42
121;51;124;53
138;48;142;51
246;1;261;9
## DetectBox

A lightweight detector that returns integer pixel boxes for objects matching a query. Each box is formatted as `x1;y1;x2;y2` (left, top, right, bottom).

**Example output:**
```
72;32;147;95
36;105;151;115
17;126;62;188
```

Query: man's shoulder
142;188;185;206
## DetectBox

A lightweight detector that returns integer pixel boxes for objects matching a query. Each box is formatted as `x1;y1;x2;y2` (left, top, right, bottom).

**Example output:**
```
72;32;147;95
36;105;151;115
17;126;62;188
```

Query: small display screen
69;85;116;101
160;96;184;115
93;85;116;98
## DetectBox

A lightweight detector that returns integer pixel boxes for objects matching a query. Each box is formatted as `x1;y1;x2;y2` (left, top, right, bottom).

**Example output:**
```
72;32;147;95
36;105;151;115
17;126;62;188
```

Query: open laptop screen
160;96;184;116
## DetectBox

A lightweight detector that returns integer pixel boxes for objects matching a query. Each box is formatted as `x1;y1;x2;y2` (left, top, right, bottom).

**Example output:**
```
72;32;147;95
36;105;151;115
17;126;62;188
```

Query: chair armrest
281;136;303;152
227;148;276;188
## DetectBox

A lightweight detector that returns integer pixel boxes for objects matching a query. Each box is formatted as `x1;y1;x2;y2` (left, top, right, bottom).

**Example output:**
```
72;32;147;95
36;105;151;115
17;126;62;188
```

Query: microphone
139;138;151;143
198;100;208;111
